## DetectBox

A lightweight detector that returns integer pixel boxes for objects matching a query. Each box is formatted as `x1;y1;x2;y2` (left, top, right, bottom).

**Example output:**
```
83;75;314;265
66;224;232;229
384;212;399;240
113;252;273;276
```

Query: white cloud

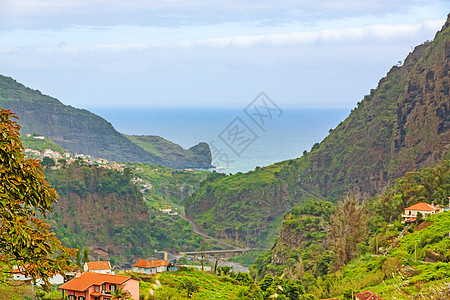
0;0;442;28
2;19;440;53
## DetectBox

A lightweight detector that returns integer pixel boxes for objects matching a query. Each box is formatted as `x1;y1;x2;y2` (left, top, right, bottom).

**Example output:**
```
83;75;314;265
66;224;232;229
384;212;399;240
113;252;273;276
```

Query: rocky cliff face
185;16;450;247
45;164;153;257
0;77;212;169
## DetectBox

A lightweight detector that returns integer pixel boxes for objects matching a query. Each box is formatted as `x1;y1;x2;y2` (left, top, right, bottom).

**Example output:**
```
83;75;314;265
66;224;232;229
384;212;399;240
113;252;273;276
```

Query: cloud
0;0;437;28
5;19;439;52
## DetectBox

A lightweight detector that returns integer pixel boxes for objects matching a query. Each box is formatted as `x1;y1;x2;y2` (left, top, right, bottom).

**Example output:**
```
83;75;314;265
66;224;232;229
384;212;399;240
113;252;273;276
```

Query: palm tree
112;286;131;300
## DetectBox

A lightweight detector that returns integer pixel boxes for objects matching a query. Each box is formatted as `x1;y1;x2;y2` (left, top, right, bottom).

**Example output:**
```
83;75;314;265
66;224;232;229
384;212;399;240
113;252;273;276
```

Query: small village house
11;265;65;286
60;272;139;300
132;259;169;274
84;261;113;274
402;202;444;223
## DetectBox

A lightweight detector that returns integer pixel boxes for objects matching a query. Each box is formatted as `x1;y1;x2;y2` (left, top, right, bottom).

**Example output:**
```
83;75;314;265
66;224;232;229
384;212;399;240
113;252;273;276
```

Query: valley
0;12;449;300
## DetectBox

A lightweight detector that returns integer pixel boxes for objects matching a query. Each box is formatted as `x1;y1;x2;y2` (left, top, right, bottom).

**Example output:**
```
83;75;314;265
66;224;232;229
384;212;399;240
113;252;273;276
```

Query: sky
0;1;448;109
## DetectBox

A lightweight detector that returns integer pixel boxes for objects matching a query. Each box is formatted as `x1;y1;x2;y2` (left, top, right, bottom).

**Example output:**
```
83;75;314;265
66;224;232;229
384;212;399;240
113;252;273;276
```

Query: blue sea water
90;108;350;174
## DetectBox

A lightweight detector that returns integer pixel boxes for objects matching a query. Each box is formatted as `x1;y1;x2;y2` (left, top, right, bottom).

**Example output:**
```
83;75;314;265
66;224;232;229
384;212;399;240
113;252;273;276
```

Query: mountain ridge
0;76;212;169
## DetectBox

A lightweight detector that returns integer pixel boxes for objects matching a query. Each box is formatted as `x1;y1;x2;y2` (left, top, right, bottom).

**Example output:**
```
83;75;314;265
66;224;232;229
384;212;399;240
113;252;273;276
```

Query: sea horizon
90;107;350;174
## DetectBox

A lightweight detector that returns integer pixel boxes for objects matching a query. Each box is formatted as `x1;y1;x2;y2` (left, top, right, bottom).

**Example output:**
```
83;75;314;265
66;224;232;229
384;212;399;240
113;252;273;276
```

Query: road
209;258;250;273
179;213;238;249
179;213;251;273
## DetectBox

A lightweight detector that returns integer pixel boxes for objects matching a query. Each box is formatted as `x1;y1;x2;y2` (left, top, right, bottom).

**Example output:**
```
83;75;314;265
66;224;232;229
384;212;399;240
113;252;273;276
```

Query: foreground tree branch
0;109;74;289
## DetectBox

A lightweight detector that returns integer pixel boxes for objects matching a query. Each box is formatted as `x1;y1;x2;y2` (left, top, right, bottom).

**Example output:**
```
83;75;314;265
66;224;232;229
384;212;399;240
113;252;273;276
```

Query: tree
41;156;55;168
83;247;90;263
179;278;199;298
416;212;423;224
213;256;222;274
324;192;368;270
57;158;67;168
112;286;131;300
0;109;74;288
76;245;82;268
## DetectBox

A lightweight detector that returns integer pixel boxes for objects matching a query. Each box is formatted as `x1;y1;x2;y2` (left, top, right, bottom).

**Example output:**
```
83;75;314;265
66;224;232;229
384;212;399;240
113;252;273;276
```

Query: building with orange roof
84;261;113;274
60;272;139;300
132;259;170;274
401;202;444;223
355;290;384;300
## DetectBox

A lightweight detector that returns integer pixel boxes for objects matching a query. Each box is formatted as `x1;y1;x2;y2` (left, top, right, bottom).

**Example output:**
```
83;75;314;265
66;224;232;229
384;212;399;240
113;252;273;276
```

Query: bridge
180;248;251;259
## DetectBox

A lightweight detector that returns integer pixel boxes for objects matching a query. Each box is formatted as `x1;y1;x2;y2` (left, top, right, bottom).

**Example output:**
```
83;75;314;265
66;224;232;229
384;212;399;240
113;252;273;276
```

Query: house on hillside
402;202;444;223
60;272;139;300
355;290;384;300
84;261;113;274
11;265;65;286
132;259;169;274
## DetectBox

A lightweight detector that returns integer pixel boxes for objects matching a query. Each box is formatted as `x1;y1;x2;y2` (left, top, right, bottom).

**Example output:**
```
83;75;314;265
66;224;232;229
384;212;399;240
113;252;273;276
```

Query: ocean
90;108;350;174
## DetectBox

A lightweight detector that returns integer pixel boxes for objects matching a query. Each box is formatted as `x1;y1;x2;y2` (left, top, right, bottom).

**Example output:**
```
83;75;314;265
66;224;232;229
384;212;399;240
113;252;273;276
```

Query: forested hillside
44;163;205;263
251;160;450;299
186;15;450;248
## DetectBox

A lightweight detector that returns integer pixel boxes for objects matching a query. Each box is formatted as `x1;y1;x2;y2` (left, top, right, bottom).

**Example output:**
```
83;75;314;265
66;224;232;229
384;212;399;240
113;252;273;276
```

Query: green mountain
185;15;450;247
251;160;450;299
0;77;212;169
124;134;211;170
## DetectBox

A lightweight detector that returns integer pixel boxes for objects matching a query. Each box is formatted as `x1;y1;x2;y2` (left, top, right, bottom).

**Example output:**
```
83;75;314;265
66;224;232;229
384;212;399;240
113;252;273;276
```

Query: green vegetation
136;267;304;299
0;285;35;300
44;164;155;260
20;134;66;154
124;135;210;167
138;269;244;299
376;160;450;224
43;163;210;262
127;162;208;208
251;160;450;299
229;250;265;267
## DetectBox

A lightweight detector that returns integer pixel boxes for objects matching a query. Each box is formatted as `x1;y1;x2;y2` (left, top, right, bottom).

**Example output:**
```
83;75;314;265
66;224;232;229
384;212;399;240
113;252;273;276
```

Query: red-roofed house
84;261;112;274
132;259;169;274
355;290;384;300
60;272;139;300
402;202;444;222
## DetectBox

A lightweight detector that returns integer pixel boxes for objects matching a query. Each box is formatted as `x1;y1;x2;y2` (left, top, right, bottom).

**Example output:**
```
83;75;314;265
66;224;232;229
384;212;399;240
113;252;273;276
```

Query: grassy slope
128;162;208;207
21;135;66;154
124;134;193;157
138;269;244;299
329;211;450;299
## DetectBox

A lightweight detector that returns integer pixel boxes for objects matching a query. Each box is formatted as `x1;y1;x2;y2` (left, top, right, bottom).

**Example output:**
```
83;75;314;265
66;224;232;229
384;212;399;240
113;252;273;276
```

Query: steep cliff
45;164;153;257
186;16;450;247
0;78;212;169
